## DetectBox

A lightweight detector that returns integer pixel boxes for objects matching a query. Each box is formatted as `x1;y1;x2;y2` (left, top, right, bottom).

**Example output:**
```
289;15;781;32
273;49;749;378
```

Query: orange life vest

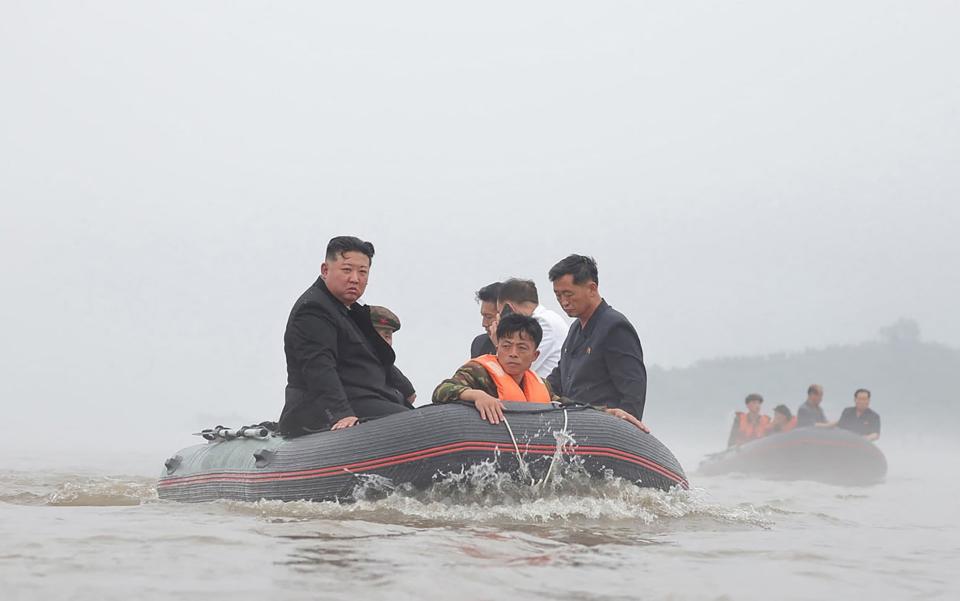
737;412;771;440
472;354;551;404
779;416;797;433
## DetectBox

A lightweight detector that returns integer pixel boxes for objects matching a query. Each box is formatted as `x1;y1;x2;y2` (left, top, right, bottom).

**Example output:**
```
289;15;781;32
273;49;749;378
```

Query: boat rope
501;415;535;486
536;408;569;491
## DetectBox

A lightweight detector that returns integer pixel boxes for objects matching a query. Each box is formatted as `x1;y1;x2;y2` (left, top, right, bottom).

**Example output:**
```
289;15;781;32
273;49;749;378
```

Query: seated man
797;384;829;427
434;313;646;431
496;278;569;377
370;305;416;406
434;314;553;424
470;282;502;358
278;236;412;437
545;255;649;428
768;404;797;435
836;388;881;441
727;394;771;447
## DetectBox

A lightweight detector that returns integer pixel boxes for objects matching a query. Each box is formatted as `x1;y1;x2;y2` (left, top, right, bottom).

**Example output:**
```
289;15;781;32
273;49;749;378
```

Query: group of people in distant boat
727;384;881;447
278;235;649;438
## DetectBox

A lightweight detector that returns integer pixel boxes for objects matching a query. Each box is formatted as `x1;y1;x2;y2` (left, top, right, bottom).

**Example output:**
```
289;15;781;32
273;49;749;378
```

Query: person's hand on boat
606;408;650;433
474;393;506;424
332;416;359;430
460;389;506;424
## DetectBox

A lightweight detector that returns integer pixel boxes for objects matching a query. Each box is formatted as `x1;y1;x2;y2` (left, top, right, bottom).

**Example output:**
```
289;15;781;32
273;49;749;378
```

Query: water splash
0;471;158;506
224;457;770;528
219;417;767;527
46;476;158;506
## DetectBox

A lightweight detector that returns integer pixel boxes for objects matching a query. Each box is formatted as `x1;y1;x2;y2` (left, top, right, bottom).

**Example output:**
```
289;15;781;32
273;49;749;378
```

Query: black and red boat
158;402;688;503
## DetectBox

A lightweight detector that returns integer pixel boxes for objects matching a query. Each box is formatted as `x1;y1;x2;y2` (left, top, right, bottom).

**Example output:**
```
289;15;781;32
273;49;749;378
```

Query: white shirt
531;304;570;378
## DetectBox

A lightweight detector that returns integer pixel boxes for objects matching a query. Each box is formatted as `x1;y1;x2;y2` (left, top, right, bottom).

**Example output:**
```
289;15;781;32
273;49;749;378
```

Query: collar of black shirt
581;299;611;335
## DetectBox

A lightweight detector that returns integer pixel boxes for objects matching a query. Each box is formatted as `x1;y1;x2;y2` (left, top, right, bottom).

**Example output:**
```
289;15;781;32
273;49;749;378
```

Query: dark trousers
352;398;410;420
282;398;409;437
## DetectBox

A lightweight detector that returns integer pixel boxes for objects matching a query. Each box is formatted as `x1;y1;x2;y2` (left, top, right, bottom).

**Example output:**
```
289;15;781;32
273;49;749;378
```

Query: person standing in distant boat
728;393;771;447
496;278;569;377
470;282;502;358
278;236;412;437
836;389;881;441
545;254;649;432
796;384;829;427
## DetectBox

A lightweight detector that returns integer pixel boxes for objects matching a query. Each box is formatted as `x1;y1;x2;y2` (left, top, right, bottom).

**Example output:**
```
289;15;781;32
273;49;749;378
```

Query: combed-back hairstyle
326;236;375;263
774;404;792;418
548;254;599;285
498;278;539;305
495;313;543;348
475;282;503;303
807;384;823;395
854;388;871;398
744;393;764;404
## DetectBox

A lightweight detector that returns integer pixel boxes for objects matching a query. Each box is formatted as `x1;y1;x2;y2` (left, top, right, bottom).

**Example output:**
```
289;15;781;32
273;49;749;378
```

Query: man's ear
320;262;329;278
533;349;541;361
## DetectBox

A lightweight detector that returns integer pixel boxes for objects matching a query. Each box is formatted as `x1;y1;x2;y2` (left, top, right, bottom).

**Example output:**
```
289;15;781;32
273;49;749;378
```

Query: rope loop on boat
500;415;535;486
537;408;569;491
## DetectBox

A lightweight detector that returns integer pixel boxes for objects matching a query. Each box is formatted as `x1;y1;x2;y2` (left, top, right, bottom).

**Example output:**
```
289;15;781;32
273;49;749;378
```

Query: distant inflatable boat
158;402;688;503
697;427;887;485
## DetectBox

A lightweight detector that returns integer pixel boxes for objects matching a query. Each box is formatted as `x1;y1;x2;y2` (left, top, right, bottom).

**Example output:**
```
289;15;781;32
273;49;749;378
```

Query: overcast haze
2;2;958;448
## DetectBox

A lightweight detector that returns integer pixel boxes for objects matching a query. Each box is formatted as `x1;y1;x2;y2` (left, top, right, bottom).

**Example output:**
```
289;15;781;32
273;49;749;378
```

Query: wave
0;471;158;507
219;459;772;528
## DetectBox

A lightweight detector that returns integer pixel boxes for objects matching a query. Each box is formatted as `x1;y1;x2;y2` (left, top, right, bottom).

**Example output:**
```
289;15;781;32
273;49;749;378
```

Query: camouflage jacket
432;360;562;404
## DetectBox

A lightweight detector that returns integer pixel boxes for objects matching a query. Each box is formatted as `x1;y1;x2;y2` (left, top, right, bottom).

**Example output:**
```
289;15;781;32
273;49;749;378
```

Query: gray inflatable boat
158;402;688;503
698;427;887;485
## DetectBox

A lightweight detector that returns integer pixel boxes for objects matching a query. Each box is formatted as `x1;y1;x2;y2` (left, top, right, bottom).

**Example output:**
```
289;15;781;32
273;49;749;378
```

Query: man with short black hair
434;314;646;431
471;282;502;358
434;314;556;424
496;278;568;377
836;389;881;441
797;384;828;427
546;254;649;430
278;236;412;437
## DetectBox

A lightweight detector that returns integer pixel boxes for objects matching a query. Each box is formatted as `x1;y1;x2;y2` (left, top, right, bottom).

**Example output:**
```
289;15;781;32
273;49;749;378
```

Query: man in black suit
470;282;502;358
546;254;648;431
278;236;412;437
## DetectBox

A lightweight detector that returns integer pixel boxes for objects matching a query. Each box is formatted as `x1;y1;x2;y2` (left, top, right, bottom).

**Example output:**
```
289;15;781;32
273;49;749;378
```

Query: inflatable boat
158;402;688;503
697;427;886;485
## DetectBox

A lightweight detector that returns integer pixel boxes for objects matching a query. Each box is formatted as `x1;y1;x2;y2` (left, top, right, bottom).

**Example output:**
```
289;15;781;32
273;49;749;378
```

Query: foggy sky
2;2;958;448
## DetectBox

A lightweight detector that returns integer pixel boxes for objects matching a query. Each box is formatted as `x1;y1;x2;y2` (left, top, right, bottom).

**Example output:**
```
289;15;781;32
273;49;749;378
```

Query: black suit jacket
279;277;409;434
547;300;647;419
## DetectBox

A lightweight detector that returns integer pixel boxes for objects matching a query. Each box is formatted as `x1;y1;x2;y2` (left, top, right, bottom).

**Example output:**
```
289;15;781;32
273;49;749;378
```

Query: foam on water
46;476;159;506
219;458;771;528
0;471;158;507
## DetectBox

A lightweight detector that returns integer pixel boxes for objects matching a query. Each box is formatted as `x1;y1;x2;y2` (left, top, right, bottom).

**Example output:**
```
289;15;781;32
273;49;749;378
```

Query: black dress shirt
470;333;496;358
837;407;881;436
